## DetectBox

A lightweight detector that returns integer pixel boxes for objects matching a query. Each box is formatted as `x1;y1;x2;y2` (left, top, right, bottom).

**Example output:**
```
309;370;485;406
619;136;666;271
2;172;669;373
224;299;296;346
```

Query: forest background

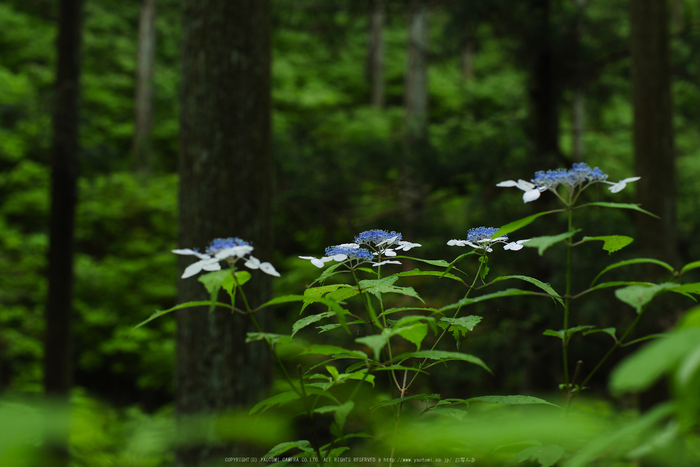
1;0;700;464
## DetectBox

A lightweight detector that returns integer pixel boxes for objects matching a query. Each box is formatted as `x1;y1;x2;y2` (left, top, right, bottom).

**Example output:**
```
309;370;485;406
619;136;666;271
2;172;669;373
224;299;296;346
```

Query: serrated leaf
584;202;659;218
524;230;581;256
198;269;235;296
258;294;351;334
292;311;335;337
516;444;565;467
615;283;680;314
395;323;429;351
583;327;617;341
579;235;634;254
245;332;294;346
359;276;424;303
543;326;594;344
370;394;441;412
492;275;563;306
438;316;482;348
494;209;563;238
355;334;388;360
466;395;560;408
315;401;355;430
392;350;492;374
591;258;675;286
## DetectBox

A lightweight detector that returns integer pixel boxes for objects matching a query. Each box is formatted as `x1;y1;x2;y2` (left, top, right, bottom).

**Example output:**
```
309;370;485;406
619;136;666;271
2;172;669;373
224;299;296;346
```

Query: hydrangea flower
447;226;529;253
173;237;280;279
300;229;421;268
497;163;639;203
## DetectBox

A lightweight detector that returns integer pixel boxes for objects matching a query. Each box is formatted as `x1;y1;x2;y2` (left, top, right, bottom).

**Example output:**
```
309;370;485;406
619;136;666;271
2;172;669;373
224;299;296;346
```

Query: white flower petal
372;260;402;266
260;262;280;277
496;180;519;187
503;239;530;251
215;245;254;259
384;249;397;257
245;256;261;269
300;256;326;268
182;258;220;279
516;179;537;191
522;189;541;203
337;243;360;249
330;254;348;261
396;241;421;251
172;249;211;260
447;239;466;246
377;236;399;247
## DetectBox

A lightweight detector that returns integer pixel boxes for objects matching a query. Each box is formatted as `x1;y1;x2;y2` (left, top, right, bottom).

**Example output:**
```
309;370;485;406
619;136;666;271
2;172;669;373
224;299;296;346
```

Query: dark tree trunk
177;0;273;465
367;0;385;108
630;0;677;264
44;0;83;464
571;0;586;161
405;0;428;140
133;0;157;173
527;0;562;167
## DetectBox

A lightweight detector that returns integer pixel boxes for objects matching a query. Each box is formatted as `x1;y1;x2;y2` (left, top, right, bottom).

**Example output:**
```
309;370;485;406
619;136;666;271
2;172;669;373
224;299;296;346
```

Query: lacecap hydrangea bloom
497;162;640;203
300;229;421;268
173;237;280;279
447;226;529;253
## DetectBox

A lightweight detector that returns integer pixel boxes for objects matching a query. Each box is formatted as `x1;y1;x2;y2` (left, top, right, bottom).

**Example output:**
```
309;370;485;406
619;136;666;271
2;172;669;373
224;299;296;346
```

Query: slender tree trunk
572;0;586;161
367;0;385;108
527;0;562;166
134;0;157;172
405;0;428;140
177;0;272;465
630;0;677;264
44;0;83;464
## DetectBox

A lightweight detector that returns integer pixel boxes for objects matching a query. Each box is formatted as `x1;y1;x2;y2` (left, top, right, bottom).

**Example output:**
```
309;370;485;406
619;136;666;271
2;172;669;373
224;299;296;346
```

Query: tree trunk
177;0;273;465
367;0;385;108
459;34;475;81
44;0;83;464
133;0;157;173
571;0;586;161
405;0;428;140
527;0;561;167
630;0;677;264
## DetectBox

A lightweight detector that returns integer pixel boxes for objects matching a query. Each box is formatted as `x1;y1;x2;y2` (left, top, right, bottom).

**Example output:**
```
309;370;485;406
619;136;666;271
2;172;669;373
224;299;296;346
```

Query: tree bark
630;0;677;264
367;0;385;108
133;0;157;173
44;0;83;464
527;0;562;167
405;0;428;140
177;0;273;464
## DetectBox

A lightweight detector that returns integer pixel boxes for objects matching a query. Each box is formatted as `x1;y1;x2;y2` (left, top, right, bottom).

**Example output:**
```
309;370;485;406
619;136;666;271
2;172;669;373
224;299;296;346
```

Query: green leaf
430;407;467;421
478;255;489;281
466;395;560;408
591;258;675;286
392;350;492;374
395;256;450;268
491;275;563;306
395;323;429;351
245;332;294;346
359;276;423;303
393;268;465;284
262;440;315;458
370;394;442;412
302;345;368;360
355;334;388;361
132;300;232;331
583;202;659;218
315;401;355;430
258;294;351;334
578;235;634;254
610;328;700;395
249;391;300;415
494;209;563;238
543;325;595;344
198;269;234;296
615;283;680;314
516;444;565;467
681;261;700;276
524;230;581;256
311;261;346;285
438;316;482;348
292;311;335;337
583;327;617;342
437;288;540;313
